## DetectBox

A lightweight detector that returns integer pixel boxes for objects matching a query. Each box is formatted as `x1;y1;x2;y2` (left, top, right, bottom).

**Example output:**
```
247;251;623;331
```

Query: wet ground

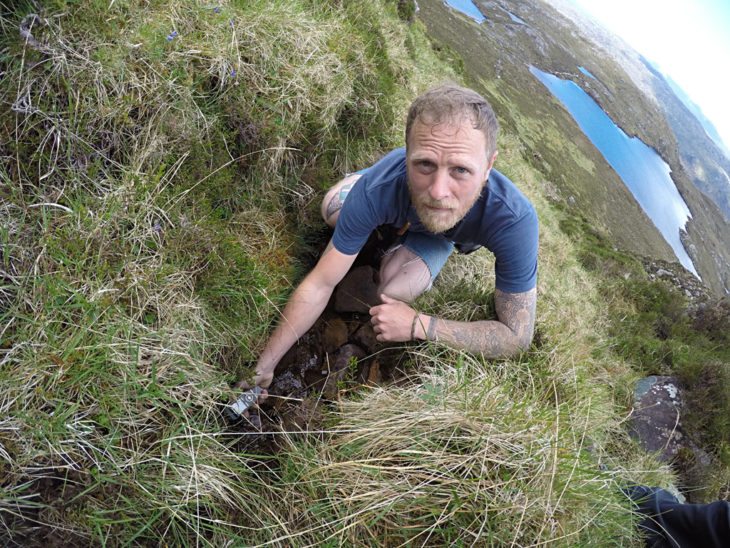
227;229;411;453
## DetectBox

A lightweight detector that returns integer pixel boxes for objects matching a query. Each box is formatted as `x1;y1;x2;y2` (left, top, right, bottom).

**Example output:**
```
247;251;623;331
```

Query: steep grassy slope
1;0;726;545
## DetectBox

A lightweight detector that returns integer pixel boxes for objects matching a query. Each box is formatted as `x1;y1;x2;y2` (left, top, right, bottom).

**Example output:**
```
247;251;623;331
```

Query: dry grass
270;358;639;546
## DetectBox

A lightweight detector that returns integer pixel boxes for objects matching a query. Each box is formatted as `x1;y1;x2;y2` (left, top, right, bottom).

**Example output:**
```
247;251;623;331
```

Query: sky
568;0;730;151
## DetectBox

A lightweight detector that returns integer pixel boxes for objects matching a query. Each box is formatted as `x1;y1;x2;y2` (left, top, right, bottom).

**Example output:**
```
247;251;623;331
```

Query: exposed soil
228;227;412;453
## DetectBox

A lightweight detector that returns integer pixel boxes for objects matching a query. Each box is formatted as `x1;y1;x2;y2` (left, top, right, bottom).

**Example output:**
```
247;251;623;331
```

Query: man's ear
483;150;498;183
487;150;498;171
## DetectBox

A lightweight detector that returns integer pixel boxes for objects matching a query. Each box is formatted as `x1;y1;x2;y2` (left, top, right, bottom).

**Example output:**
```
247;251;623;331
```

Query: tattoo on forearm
433;288;536;358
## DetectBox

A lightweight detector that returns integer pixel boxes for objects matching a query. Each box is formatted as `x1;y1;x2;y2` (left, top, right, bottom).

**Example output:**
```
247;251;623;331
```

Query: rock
277;330;322;377
334;343;366;370
244;413;261;430
322;317;348;353
357;358;383;385
334;266;379;313
630;376;712;480
321;366;348;400
299;353;321;376
321;343;366;399
270;370;305;399
352;322;378;352
630;376;684;461
367;359;382;385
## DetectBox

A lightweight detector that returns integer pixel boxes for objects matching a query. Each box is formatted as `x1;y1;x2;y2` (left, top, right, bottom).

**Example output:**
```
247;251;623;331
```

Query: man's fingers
234;379;251;390
232;382;269;405
380;293;395;304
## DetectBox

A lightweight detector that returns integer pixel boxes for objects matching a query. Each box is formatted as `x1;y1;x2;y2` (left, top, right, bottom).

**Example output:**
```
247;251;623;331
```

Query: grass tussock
0;0;420;542
273;358;639;546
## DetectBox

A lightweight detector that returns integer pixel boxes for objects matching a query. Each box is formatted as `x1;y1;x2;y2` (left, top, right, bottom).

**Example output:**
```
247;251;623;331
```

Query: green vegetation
1;0;727;545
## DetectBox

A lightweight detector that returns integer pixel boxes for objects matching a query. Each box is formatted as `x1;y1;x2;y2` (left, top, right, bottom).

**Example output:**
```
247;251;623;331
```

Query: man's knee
321;173;361;227
377;246;432;303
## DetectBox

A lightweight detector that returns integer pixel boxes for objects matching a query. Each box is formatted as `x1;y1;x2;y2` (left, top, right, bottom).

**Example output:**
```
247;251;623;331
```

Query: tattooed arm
370;288;536;358
424;288;536;357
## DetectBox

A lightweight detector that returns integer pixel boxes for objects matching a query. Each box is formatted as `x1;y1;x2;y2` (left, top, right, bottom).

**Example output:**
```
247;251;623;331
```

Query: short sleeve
492;206;539;293
331;175;380;255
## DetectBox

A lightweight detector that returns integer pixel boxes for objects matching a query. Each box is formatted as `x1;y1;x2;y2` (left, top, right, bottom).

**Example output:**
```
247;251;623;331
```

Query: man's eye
454;167;470;175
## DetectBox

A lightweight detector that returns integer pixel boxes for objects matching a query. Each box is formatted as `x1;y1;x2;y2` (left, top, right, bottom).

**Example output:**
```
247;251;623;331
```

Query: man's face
406;119;497;233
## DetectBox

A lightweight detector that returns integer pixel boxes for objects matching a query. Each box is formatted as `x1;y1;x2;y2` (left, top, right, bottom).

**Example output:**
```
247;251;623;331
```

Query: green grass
1;0;727;544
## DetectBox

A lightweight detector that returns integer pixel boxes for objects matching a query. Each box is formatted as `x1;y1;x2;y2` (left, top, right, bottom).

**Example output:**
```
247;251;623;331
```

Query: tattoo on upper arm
325;183;353;219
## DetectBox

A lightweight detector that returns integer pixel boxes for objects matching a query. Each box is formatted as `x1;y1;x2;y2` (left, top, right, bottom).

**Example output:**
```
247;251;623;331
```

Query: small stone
321;366;348;400
333;343;366;371
270;370;304;397
321;344;366;399
245;413;261;429
367;359;382;385
352;322;378;352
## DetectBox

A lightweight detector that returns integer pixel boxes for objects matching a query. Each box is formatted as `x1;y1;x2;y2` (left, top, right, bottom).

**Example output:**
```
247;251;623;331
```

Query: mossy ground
0;0;727;545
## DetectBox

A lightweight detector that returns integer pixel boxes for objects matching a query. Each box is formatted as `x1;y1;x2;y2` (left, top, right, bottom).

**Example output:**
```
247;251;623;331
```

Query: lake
444;0;486;23
445;1;527;25
530;66;699;277
578;66;597;80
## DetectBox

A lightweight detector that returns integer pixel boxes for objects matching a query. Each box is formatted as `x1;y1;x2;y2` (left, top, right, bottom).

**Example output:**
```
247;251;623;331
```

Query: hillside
1;0;728;545
541;0;730;292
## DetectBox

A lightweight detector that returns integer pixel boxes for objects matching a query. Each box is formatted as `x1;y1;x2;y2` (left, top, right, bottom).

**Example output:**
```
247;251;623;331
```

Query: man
243;84;538;393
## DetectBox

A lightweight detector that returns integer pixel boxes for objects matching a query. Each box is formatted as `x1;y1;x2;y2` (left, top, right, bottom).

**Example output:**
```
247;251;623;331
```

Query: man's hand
234;369;273;409
369;294;420;342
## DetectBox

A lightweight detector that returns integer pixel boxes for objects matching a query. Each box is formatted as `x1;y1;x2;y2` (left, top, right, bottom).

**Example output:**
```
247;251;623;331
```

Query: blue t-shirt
332;148;538;293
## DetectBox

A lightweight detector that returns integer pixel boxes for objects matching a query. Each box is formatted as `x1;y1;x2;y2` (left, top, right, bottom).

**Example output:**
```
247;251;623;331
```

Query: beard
409;185;483;234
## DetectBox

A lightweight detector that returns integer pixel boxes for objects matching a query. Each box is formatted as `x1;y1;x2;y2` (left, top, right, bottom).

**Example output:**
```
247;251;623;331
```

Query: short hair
405;84;499;159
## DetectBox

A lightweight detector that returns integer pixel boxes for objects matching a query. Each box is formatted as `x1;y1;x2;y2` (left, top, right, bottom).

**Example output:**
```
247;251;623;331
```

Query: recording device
224;386;263;422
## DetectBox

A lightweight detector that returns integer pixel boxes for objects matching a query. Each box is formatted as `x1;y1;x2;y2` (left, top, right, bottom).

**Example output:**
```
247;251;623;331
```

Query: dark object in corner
625;485;730;547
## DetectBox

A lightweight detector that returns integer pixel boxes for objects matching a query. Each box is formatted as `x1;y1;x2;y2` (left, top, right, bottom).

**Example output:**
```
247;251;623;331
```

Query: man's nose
428;170;451;201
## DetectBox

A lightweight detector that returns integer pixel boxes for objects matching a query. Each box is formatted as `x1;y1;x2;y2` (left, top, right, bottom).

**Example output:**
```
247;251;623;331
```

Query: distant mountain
638;60;730;221
640;56;730;159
